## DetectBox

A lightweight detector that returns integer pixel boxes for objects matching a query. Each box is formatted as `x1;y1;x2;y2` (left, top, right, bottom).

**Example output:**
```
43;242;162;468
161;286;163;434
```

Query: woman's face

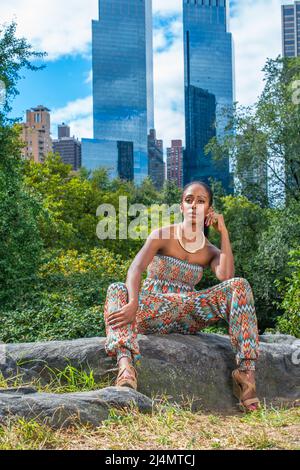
180;184;211;225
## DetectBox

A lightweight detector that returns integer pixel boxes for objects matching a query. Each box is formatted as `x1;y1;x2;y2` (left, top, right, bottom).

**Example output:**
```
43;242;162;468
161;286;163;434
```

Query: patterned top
140;254;204;294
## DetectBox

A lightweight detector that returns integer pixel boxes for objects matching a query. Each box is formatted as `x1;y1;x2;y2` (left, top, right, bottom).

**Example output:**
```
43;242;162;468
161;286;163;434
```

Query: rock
0;387;153;430
0;332;299;417
0;386;38;395
82;386;153;413
0;391;110;429
259;333;300;345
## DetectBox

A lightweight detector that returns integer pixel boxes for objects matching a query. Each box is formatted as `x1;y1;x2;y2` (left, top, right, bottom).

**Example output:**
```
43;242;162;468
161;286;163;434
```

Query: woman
103;181;260;412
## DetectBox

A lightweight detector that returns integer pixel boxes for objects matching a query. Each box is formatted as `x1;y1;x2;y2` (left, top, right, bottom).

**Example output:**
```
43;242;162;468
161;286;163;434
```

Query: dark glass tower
183;0;235;191
117;141;134;182
82;0;154;184
148;129;165;190
282;1;300;57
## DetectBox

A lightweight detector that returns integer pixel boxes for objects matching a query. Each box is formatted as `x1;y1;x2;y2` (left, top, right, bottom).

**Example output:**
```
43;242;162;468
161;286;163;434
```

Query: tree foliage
206;56;300;207
0;21;46;305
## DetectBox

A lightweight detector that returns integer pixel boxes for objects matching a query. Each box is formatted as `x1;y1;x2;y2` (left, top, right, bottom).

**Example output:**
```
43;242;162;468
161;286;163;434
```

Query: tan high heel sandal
115;363;138;390
232;369;260;412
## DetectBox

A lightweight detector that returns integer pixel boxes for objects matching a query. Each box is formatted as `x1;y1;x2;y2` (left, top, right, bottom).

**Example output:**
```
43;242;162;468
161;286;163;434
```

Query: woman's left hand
205;207;227;233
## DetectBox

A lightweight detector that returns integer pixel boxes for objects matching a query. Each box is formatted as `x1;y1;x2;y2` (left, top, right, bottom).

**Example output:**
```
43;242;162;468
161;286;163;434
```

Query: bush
220;197;300;331
0;248;133;343
273;249;300;338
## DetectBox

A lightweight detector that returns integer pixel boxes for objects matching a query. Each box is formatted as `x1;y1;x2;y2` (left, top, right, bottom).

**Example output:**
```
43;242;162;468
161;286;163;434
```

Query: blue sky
11;55;92;121
2;0;289;152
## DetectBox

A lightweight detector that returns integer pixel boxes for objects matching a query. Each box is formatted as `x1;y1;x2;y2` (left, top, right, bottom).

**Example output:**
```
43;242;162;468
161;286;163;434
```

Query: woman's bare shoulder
149;224;177;239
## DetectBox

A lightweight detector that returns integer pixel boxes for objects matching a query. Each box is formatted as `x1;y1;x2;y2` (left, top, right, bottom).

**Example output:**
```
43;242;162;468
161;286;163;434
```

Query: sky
1;0;291;154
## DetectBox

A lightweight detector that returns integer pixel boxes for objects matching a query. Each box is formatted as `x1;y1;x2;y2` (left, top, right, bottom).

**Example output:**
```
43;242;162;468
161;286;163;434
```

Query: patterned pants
103;277;260;371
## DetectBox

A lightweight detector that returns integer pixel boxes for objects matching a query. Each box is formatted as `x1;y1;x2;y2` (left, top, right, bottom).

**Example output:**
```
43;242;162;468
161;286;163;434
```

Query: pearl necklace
176;223;205;253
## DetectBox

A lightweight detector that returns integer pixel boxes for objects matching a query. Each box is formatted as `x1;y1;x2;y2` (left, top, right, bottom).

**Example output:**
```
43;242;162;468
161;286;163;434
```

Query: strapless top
140;254;204;294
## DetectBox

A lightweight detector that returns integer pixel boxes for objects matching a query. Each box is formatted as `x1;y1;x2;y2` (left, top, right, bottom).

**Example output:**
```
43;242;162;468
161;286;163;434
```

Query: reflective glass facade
82;138;134;181
183;0;235;191
117;141;134;181
82;139;119;177
83;0;154;184
282;2;300;57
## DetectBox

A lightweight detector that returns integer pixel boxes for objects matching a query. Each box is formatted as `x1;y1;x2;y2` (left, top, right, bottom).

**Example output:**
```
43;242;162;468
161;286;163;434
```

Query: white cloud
1;0;287;149
0;0;181;59
153;0;181;17
230;0;284;106
153;28;168;51
51;96;93;139
153;19;185;152
0;0;97;61
85;69;93;84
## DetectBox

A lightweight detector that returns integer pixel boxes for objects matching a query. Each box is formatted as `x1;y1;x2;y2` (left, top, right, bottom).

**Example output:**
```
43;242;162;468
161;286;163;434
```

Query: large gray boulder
0;332;299;423
0;387;153;429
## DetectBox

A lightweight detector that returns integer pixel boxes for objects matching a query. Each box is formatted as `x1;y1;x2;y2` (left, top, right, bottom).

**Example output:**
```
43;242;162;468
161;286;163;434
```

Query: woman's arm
125;228;164;307
210;228;235;281
206;207;235;282
107;228;164;329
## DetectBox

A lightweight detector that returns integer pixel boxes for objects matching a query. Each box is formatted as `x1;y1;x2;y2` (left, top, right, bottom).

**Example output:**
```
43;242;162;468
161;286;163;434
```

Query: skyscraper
282;1;300;57
167;140;184;189
21;105;53;163
183;0;235;191
117;141;134;182
82;0;154;184
148;129;165;190
58;123;71;139
53;124;82;171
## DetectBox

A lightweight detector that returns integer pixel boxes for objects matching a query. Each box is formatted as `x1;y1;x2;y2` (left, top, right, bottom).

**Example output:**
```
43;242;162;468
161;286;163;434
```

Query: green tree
159;180;182;206
132;176;160;206
0;21;46;304
0;21;46;120
215;196;300;331
251;200;300;329
274;249;300;338
23;153;105;251
88;167;111;191
206;56;300;207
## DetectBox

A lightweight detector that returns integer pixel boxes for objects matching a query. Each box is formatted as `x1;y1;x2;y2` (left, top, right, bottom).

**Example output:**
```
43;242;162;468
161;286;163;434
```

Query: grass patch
0;363;116;394
0;418;64;450
0;402;298;450
0;374;299;450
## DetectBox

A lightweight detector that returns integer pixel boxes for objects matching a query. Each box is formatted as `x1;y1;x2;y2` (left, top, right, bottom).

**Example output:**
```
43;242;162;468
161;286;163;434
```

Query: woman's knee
106;281;128;296
228;277;252;292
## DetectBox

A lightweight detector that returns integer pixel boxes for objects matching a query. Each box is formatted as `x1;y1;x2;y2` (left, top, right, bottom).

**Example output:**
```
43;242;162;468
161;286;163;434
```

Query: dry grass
0;400;299;450
0;368;299;450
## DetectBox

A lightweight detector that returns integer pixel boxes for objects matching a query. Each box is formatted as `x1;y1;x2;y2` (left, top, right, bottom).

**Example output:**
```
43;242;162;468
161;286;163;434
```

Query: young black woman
103;181;260;412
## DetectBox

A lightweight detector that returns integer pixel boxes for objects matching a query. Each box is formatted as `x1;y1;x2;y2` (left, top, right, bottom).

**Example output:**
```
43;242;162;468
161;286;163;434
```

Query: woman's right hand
107;299;138;329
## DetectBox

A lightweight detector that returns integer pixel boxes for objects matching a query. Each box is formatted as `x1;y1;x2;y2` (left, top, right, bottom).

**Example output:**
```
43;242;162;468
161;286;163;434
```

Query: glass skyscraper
183;0;235;191
282;1;300;57
82;0;154;184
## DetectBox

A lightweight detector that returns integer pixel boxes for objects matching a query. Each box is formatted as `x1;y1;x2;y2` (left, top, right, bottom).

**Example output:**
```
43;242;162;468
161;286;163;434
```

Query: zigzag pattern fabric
103;254;260;370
